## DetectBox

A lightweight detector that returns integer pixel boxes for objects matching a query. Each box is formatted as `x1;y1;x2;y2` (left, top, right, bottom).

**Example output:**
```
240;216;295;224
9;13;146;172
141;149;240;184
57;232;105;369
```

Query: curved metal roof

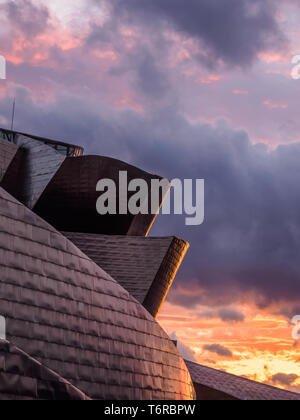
0;187;195;400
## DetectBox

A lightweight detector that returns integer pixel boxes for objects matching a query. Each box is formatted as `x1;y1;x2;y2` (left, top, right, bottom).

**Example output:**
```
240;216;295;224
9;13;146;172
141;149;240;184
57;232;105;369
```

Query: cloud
195;307;245;323
218;308;245;324
2;0;50;38
271;373;299;386
196;311;216;320
203;344;233;358
169;332;196;362
109;0;286;67
108;46;170;100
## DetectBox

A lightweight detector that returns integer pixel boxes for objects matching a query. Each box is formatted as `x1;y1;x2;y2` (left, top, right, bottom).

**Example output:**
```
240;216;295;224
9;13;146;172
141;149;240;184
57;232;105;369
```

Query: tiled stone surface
0;187;195;400
0;340;89;400
63;233;189;318
186;360;300;401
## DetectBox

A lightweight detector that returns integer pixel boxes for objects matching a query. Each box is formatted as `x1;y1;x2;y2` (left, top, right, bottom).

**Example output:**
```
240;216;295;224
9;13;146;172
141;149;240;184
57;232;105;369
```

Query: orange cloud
158;299;300;392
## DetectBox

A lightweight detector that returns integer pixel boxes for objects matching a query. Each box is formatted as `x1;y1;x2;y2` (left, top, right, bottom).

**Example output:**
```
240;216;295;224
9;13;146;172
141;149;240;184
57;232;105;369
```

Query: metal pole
11;98;15;131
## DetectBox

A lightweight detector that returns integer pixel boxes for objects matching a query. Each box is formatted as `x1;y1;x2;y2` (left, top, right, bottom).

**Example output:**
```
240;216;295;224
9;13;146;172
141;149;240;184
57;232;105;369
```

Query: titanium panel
63;233;189;318
0;187;195;400
186;360;300;401
34;155;170;236
0;137;19;182
1;135;66;208
0;340;89;400
0;127;83;157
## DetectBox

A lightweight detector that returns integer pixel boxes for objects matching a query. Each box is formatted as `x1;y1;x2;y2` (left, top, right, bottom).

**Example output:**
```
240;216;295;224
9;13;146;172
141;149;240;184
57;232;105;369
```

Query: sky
0;0;300;393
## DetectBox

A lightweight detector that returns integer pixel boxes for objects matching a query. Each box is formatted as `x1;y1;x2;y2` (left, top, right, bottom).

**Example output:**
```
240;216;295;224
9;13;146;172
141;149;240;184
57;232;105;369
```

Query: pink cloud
114;97;144;113
232;89;249;95
195;74;222;85
258;51;289;64
93;50;118;61
263;99;288;109
265;69;281;75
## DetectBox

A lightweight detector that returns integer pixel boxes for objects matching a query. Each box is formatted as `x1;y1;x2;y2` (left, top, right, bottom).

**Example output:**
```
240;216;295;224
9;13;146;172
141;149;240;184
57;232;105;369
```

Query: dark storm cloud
2;0;50;38
133;49;170;99
218;308;245;324
195;308;245;323
2;92;300;311
271;373;298;386
110;0;286;67
108;47;170;100
203;344;233;358
86;11;171;100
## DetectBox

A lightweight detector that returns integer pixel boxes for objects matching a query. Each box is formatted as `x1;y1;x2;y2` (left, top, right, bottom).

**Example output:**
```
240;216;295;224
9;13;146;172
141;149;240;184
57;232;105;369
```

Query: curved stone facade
0;187;195;400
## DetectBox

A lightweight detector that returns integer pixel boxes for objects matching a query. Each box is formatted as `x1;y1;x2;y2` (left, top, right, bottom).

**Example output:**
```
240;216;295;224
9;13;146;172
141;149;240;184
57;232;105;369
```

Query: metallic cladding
1;135;66;208
0;340;90;400
63;233;189;318
185;360;300;401
0;137;19;182
0;187;195;400
33;155;169;236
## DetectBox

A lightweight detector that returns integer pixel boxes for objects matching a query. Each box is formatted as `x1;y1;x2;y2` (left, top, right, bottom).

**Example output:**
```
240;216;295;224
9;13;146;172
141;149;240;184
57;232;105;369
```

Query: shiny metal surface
0;340;90;400
0;137;19;182
0;187;195;400
0;127;83;157
186;360;300;401
63;232;189;318
34;155;169;236
1;135;66;208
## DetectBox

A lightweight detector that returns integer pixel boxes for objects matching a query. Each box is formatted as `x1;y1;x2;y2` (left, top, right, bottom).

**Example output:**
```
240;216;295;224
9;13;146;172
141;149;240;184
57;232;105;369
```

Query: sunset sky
0;0;300;393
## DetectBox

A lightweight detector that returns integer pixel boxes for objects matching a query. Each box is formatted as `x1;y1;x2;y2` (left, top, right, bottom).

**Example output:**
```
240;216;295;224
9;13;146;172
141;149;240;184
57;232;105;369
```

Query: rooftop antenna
11;98;15;131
